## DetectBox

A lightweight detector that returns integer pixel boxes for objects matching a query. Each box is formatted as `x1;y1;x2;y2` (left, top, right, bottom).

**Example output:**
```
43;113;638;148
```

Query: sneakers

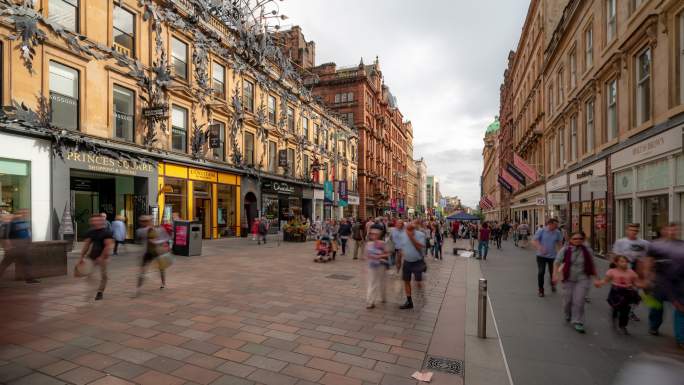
399;299;414;310
94;292;103;301
573;323;586;334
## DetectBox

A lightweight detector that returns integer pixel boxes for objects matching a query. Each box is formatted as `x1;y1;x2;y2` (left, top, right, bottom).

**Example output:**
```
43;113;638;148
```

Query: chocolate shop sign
65;151;155;177
263;180;296;195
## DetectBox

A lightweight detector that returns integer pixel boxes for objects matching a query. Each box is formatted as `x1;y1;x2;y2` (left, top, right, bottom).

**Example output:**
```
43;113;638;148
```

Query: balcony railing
113;42;132;57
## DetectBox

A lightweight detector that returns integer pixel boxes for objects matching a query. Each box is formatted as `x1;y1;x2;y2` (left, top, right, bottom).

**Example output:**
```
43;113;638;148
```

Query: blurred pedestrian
399;222;427;310
351;218;365;260
433;226;443;260
257;217;269;245
595;255;641;335
111;215;126;256
365;225;389;309
339;219;352;256
135;215;168;295
79;214;114;300
0;209;39;283
553;231;598;333
532;218;563;297
518;222;530;248
477;223;490;260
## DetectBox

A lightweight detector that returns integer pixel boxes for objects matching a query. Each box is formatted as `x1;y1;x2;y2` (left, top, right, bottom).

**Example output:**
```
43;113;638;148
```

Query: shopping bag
74;258;94;277
640;292;663;310
155;253;175;271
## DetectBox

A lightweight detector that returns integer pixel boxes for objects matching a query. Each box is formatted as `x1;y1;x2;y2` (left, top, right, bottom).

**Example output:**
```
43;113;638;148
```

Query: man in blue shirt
399;221;426;309
532;218;563;297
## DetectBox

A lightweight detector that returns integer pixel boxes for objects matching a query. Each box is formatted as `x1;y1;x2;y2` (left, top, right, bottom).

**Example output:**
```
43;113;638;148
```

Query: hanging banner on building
391;198;397;210
498;175;513;193
501;169;521;190
514;153;538;183
399;199;405;213
338;180;348;207
324;180;333;206
506;163;527;186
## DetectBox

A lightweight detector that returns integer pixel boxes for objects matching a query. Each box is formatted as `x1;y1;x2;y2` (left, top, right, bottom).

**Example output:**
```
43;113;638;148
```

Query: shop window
163;177;186;220
287;148;295;177
617;199;634;238
635;48;651;125
643;195;668;240
49;61;79;131
48;0;78;32
268;95;276;124
0;158;30;214
244;131;254;166
212;62;225;99
677;155;684;186
287;107;294;131
211;122;225;161
113;85;135;142
268;141;277;173
637;159;670;191
171;37;188;80
113;4;135;57
171;105;187;152
607;79;617;140
614;169;634;195
217;184;236;237
243;80;254;112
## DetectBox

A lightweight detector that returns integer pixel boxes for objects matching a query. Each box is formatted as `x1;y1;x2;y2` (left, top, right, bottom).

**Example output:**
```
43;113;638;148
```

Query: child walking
365;225;389;309
595;255;641;335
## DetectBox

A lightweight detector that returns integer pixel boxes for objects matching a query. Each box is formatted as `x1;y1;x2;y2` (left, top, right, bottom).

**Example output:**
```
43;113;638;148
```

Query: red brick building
278;27;411;218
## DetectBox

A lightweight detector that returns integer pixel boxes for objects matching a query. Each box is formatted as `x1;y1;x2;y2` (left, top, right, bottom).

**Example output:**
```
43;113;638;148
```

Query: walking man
477;223;490;260
79;214;114;300
339;219;352;256
399;222;426;309
351;218;365;260
257;217;269;245
532;218;563;297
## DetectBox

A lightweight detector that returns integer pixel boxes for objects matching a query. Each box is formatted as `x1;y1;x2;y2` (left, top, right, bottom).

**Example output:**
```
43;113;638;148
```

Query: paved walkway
0;237;470;385
480;238;683;385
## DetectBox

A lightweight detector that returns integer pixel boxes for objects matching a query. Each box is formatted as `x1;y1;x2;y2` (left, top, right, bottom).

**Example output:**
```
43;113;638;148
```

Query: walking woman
553;231;598;333
365;225;389;309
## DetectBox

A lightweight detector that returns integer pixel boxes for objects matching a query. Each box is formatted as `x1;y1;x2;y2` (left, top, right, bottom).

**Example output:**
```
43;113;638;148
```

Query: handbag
74;258;94;277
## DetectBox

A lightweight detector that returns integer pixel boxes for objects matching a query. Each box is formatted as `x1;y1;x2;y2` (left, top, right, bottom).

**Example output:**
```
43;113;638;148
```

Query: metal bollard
477;278;487;338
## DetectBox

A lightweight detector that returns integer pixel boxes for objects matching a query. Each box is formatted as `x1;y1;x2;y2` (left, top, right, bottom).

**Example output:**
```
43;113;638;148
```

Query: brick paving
0;238;459;385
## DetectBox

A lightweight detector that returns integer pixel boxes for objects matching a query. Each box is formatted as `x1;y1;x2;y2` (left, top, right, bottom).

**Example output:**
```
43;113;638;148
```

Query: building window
113;85;134;142
570;50;577;88
302;116;310;139
268;141;277;172
48;0;78;32
242;80;254;112
314;124;320;145
606;0;616;43
585;99;595;153
557;70;564;104
244;132;254;166
607;79;618;140
287;148;295;176
171;105;187;152
211;122;225;161
113;5;135;57
630;0;645;14
171;37;188;80
585;27;593;70
49;61;79;131
212;62;225;99
345;112;354;127
570;114;578;162
549;136;556;173
287;107;294;131
348;92;354;102
303;154;309;179
559;126;565;167
268;95;276;124
548;85;554;111
635;48;652;125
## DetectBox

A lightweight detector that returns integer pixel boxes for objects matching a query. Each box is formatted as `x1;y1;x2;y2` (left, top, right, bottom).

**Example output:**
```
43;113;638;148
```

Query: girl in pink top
595;255;641;334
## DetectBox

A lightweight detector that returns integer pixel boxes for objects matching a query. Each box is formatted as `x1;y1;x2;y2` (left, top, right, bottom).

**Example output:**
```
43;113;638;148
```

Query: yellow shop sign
188;168;217;182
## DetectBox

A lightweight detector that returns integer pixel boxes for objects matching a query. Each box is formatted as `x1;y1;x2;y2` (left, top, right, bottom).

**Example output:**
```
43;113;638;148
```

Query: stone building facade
0;0;356;241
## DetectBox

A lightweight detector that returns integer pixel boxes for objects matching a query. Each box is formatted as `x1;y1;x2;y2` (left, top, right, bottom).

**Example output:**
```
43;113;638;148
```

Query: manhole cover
326;274;354;280
423;355;464;376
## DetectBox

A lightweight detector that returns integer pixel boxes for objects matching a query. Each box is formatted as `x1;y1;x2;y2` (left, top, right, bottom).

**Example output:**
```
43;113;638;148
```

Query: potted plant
283;218;308;242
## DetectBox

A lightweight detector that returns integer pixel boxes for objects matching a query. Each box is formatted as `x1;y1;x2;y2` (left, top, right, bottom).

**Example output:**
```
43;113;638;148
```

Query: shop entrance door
73;191;98;240
124;194;148;239
581;215;592;245
195;198;212;238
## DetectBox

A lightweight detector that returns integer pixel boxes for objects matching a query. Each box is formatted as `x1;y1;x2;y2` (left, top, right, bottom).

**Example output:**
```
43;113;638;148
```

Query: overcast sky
280;0;530;207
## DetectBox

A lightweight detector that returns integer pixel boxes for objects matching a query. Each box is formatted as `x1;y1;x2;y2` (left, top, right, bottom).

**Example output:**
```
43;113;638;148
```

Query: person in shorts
399;221;426;310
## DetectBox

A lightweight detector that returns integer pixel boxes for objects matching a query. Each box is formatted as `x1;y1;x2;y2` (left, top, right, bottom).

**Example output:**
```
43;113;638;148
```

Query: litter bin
172;221;202;256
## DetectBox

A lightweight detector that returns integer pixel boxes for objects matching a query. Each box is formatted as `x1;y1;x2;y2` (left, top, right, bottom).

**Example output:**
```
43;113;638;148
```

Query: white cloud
280;0;529;207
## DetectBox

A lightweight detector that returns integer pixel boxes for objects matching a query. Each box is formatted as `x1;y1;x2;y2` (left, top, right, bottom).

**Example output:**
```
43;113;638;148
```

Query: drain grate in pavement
423;355;464;376
326;274;354;280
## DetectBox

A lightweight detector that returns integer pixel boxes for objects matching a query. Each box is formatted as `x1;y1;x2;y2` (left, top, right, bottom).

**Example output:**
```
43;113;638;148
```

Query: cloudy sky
280;0;529;207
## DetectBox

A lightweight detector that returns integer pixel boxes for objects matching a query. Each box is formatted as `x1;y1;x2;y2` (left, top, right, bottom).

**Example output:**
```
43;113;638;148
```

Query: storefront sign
546;174;568;191
547;192;568;205
348;195;360;205
587;176;608;193
142;106;169;119
189;168;218;182
498;175;513;193
506;163;526;186
611;126;683;170
569;159;606;185
535;197;546;206
263;180;296;194
65;151;155;177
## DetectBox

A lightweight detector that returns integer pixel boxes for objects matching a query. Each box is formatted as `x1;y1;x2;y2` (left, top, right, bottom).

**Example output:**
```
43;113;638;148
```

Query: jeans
433;243;442;259
536;256;554;291
352;239;363;259
649;304;684;343
477;241;489;259
495;236;502;249
340;237;348;255
563;279;591;324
